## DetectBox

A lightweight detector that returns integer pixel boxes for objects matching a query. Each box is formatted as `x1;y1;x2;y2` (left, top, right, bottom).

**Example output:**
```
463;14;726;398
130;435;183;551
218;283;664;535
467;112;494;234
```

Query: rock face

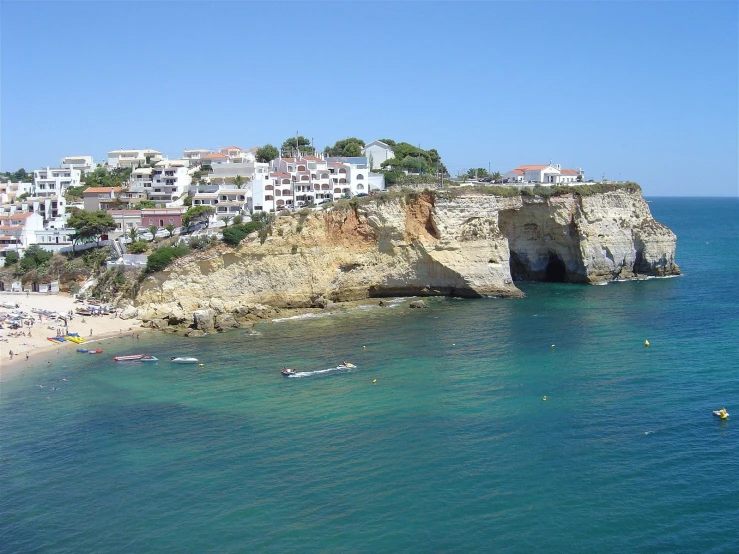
135;188;679;323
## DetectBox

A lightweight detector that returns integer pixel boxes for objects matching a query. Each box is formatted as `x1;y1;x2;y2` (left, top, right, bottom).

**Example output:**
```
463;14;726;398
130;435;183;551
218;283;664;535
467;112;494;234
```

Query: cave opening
544;253;567;282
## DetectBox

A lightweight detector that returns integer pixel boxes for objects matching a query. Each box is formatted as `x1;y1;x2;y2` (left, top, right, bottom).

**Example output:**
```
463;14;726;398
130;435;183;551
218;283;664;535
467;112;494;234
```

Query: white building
60;155;95;173
107;148;163;169
208;161;270;185
504;164;584;184
325;157;373;196
219;145;256;163
362;140;395;170
130;160;192;207
183;149;214;166
0;212;44;259
32;167;81;197
192;185;249;219
0;181;33;204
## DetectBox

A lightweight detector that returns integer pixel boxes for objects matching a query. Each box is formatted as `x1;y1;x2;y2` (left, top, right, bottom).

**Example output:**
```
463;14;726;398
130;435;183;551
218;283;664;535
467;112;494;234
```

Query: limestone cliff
135;187;679;328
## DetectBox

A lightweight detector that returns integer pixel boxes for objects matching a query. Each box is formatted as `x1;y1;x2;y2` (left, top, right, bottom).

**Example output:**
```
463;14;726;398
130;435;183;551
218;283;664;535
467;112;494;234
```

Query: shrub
222;222;265;246
232;214;244;225
128;240;149;254
145;245;189;273
4;251;19;266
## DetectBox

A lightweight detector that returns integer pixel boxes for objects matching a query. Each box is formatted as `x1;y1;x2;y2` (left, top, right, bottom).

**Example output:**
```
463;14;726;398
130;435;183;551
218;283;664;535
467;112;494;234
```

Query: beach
0;291;145;380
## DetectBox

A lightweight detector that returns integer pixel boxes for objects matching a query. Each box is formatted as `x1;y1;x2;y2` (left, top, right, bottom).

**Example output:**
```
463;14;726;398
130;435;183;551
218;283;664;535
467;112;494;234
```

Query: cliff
133;187;679;330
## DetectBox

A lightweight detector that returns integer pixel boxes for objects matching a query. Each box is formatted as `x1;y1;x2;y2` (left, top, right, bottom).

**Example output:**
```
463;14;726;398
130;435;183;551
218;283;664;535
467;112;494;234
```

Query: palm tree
233;175;244;189
491;171;503;182
128;227;138;242
149;225;158;240
165;223;175;238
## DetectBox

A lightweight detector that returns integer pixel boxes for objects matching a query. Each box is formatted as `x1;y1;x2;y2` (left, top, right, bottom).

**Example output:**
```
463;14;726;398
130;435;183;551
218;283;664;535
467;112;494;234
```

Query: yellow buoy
644;340;650;347
542;396;547;401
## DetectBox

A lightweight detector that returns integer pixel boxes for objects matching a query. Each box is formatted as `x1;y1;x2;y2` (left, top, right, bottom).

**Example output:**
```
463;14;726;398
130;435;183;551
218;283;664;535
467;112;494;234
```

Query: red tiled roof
0;212;34;220
327;162;345;167
515;165;548;171
561;169;579;176
84;187;122;194
303;156;324;162
203;152;228;159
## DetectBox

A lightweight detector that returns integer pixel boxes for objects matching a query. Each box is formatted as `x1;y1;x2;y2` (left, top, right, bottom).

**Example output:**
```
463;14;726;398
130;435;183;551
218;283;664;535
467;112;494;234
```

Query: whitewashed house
147;160;192;206
362;140;395;170
0;212;44;258
183;149;213;166
0;181;33;204
107;149;163;169
33;167;81;197
60;155;95;174
504;164;584;184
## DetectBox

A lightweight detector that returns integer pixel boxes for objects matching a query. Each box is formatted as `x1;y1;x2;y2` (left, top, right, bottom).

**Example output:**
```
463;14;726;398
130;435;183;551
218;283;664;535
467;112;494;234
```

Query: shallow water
1;197;737;552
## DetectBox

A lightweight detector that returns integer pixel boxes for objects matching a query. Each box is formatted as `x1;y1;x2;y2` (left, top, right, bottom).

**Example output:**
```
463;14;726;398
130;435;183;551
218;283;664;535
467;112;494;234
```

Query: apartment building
107;148;163;169
60;155;95;173
32;167;81;197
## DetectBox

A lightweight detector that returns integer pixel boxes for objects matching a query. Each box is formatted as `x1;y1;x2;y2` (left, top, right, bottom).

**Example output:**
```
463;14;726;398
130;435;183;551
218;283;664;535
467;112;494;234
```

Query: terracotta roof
560;169;579;176
303;156;324;162
84;187;122;194
107;210;141;215
270;172;291;178
327;162;346;167
515;165;549;171
202;153;228;159
0;212;34;220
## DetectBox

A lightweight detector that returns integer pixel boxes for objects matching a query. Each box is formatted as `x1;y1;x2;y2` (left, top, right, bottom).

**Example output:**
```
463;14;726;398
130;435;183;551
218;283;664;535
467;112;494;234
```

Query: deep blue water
1;197;737;552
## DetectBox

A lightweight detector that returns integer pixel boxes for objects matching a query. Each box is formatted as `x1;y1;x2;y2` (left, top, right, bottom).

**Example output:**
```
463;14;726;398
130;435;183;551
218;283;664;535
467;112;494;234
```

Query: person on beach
90;329;93;337
9;350;14;359
26;352;29;361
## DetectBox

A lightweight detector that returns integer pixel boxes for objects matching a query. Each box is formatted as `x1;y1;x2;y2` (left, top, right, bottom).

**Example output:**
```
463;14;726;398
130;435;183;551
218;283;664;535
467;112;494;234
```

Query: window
169;218;174;224
149;219;154;224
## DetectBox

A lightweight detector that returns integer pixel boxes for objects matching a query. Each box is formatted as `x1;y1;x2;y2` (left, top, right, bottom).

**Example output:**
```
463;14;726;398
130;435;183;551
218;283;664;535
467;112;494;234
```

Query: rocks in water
215;313;239;331
185;329;206;337
409;300;427;309
193;308;215;332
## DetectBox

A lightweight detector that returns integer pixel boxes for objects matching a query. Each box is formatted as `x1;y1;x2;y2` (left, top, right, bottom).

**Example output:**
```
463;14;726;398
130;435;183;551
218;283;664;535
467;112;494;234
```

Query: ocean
1;197;737;552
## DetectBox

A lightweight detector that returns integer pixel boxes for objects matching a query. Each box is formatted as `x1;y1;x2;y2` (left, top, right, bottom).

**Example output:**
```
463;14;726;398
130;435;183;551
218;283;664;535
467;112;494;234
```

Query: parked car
356;193;368;197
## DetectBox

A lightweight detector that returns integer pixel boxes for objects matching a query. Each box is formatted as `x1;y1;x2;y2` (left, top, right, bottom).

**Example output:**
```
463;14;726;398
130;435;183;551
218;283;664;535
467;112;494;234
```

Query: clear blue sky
1;1;737;196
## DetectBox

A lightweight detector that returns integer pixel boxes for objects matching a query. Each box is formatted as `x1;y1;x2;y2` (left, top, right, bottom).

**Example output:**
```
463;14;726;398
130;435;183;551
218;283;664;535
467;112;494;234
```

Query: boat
88;349;103;354
170;356;199;364
281;368;297;376
340;362;356;368
76;348;88;353
713;409;729;419
113;354;155;362
65;335;85;344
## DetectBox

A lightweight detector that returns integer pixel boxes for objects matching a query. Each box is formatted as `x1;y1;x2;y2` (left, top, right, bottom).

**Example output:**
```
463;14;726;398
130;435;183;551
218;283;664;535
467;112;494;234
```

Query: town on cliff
0;136;679;334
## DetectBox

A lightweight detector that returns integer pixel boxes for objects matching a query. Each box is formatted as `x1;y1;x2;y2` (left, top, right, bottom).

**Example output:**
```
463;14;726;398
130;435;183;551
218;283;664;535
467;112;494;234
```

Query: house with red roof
503;164;584;184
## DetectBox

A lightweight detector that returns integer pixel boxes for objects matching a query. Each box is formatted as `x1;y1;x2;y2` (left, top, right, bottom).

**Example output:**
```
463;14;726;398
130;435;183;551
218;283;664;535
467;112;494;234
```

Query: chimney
556;164;561;170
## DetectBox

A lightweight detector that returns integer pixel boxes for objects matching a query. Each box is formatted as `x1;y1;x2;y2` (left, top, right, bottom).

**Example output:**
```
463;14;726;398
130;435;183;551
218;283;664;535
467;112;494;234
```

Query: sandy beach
0;292;146;380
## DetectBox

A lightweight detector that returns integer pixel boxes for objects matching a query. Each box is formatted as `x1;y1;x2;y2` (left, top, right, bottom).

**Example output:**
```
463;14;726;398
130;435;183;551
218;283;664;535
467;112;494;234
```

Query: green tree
67;210;117;250
137;200;156;208
281;136;314;156
467;168;489;179
145;245;190;273
325;137;365;157
182;205;216;230
378;139;396;147
342;142;362;157
4;250;19;266
255;144;279;163
183;195;193;207
19;245;53;273
128;227;138;242
491;171;503;182
165;223;175;237
149;225;158;239
233;175;245;189
232;214;244;225
402;156;428;174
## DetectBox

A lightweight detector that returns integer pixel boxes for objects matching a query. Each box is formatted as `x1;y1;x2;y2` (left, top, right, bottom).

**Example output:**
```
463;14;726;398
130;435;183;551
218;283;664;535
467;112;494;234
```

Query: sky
1;1;737;196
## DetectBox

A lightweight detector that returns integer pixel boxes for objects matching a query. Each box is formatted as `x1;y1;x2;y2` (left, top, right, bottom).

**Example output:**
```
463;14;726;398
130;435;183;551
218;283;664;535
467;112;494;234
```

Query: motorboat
88;349;103;354
170;356;199;364
113;354;157;362
281;368;297;376
713;409;729;419
339;362;356;368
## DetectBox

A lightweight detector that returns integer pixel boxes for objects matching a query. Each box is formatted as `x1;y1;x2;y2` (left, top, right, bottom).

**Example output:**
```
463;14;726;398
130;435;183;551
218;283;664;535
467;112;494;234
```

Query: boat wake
287;365;354;378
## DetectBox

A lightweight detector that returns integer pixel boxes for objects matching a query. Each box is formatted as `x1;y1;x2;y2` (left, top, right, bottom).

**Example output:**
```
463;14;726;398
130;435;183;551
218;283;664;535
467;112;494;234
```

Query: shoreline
0;292;150;381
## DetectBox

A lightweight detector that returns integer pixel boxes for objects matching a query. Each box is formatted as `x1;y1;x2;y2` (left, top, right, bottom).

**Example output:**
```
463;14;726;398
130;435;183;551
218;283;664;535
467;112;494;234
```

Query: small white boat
113;354;157;362
170;356;199;364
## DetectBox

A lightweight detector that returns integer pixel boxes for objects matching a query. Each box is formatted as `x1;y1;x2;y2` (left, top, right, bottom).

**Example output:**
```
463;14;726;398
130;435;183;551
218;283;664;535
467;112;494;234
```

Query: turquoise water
1;197;737;552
